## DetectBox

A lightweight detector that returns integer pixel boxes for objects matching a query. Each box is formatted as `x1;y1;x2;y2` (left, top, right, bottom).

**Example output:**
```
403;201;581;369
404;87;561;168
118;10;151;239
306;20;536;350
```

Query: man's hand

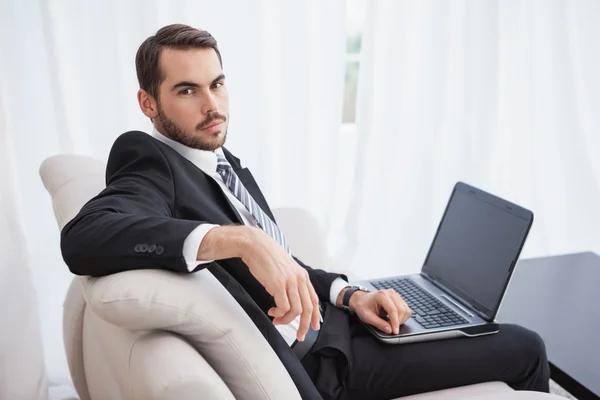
197;225;320;341
342;289;412;335
239;227;321;341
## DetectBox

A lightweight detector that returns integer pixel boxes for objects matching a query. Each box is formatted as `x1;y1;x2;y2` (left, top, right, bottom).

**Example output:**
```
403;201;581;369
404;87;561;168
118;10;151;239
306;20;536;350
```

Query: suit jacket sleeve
61;131;203;276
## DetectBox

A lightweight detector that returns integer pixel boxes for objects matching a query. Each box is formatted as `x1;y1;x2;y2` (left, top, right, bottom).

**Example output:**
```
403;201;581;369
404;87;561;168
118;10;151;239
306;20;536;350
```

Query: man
61;24;550;400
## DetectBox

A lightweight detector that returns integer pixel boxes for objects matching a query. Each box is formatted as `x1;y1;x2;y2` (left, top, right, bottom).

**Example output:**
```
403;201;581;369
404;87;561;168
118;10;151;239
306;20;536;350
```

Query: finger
379;291;400;335
274;280;302;325
296;282;314;341
391;292;412;325
305;281;321;330
270;285;290;321
361;308;394;334
400;300;412;325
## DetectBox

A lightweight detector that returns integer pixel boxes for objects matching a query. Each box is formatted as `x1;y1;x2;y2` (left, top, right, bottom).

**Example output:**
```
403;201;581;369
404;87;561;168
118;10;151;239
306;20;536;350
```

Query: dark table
498;252;600;399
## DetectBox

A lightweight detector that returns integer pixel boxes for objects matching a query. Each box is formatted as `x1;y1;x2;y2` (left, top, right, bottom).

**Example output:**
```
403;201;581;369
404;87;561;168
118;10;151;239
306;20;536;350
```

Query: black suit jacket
61;130;345;399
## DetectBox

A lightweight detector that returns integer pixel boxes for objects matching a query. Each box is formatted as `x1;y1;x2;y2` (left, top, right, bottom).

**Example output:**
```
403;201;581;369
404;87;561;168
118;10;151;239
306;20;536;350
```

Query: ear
137;89;158;119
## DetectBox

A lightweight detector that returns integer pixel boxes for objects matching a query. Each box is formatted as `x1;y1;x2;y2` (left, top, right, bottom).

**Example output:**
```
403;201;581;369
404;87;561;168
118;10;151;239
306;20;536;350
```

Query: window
342;0;367;125
327;0;367;262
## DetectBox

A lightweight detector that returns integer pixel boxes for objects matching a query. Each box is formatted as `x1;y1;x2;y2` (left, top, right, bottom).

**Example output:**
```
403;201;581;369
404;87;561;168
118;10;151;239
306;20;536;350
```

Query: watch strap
342;286;369;311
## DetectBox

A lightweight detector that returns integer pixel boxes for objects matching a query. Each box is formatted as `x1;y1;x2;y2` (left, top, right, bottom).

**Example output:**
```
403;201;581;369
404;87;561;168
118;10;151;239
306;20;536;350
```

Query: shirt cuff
182;224;220;272
329;277;349;306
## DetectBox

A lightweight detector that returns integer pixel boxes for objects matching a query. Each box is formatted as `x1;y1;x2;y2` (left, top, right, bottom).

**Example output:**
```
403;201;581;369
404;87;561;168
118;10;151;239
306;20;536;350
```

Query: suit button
148;244;157;253
155;245;164;255
139;244;149;252
134;244;142;253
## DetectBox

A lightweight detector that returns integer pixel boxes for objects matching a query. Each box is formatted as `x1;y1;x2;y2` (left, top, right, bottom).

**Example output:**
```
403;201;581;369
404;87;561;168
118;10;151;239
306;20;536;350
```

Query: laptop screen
422;183;533;320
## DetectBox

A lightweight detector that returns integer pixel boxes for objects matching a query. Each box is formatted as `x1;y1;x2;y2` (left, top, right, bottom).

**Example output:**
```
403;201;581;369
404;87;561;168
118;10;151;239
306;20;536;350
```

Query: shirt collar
151;127;224;175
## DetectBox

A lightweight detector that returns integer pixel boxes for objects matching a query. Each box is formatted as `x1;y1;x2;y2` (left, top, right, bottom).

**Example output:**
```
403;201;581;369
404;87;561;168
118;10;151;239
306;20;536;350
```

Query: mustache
196;112;227;131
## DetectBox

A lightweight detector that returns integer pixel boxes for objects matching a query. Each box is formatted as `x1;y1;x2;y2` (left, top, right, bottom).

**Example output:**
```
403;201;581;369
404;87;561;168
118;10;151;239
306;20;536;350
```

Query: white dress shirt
151;128;349;345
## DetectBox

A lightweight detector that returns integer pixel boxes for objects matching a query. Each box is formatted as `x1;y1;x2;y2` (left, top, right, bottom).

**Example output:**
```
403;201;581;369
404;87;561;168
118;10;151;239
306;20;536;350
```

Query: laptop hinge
420;272;490;321
439;294;475;318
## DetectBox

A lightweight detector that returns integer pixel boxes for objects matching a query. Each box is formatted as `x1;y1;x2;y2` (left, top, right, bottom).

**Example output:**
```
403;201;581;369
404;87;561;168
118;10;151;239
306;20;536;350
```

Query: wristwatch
341;285;370;312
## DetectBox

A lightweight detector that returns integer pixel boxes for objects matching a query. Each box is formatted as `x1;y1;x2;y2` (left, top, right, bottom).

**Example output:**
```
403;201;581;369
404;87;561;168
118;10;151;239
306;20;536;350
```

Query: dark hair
135;24;222;99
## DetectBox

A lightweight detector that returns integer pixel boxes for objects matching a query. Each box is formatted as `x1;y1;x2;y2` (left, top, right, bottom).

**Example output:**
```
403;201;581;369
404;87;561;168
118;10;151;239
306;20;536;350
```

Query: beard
156;104;228;151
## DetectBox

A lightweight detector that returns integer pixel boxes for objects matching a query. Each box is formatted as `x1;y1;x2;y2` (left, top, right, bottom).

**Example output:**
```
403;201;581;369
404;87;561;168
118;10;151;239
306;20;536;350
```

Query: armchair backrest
40;154;104;400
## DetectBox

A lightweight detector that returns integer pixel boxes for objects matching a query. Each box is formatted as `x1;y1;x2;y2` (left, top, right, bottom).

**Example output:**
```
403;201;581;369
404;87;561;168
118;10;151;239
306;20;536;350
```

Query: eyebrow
171;74;226;91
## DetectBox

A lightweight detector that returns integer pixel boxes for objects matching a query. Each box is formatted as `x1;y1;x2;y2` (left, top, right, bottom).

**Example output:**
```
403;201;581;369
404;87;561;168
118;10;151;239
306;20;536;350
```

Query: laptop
356;182;534;344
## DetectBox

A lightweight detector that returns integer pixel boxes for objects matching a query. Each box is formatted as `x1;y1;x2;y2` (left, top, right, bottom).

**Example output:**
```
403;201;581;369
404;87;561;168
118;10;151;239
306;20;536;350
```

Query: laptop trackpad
370;315;423;336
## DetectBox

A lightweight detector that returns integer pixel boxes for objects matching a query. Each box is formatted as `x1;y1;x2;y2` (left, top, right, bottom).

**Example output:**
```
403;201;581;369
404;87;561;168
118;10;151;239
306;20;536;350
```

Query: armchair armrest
129;331;235;400
80;268;301;400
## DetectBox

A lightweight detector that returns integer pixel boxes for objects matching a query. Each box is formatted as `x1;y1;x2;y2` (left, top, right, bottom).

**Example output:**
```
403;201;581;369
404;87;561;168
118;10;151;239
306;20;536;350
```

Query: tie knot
216;154;231;173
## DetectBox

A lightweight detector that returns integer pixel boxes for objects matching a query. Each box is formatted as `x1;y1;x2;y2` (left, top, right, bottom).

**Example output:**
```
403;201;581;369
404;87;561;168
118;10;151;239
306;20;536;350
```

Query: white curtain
0;79;49;400
4;0;600;397
0;0;345;398
337;0;600;279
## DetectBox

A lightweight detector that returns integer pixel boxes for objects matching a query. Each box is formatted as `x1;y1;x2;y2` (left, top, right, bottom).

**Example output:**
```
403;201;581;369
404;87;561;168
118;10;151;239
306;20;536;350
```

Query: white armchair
39;154;565;400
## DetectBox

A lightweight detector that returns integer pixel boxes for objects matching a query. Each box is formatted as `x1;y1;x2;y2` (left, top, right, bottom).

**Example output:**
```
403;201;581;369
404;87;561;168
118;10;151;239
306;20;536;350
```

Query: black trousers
301;303;550;400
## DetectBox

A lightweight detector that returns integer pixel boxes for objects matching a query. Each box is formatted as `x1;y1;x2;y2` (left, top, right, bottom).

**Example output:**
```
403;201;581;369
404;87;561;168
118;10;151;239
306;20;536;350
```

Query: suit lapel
222;147;251;185
222;147;276;222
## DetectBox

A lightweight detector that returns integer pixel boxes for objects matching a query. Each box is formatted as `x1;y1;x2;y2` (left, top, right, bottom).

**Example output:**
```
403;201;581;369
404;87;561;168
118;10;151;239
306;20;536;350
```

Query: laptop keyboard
371;278;469;329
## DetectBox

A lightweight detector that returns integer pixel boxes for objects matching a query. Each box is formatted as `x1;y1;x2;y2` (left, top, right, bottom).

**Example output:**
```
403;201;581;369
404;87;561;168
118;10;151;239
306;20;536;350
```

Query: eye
179;88;194;96
212;81;224;90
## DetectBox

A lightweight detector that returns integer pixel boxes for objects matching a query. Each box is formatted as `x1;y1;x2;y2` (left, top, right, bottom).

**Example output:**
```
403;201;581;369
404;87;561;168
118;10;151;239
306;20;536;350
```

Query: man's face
155;48;228;151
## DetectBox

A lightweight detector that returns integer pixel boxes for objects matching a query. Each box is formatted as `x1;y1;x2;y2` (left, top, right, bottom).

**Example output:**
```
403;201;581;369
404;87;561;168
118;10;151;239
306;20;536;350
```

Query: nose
201;91;218;115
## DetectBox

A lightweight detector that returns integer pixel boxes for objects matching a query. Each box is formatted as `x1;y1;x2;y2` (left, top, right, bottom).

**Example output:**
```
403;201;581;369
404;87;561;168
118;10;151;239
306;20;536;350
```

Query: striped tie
216;154;290;253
